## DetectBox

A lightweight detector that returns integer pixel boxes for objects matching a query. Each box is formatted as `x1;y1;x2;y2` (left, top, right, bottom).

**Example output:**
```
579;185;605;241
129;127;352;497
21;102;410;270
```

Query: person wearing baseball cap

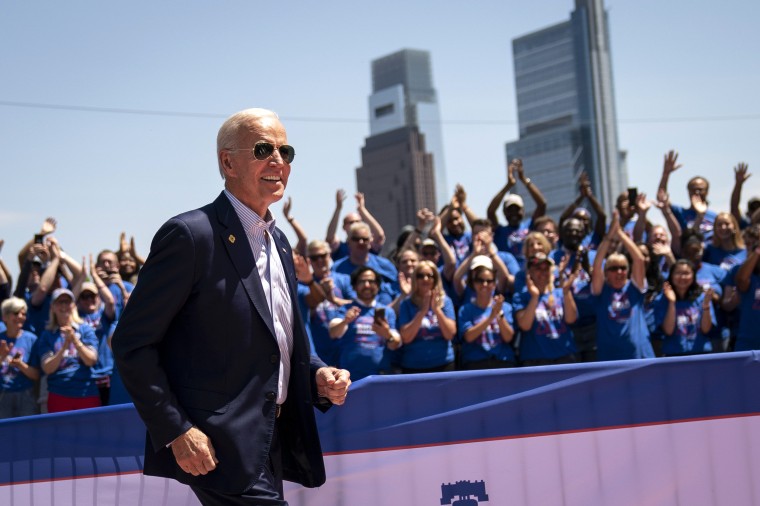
487;158;547;265
37;287;100;413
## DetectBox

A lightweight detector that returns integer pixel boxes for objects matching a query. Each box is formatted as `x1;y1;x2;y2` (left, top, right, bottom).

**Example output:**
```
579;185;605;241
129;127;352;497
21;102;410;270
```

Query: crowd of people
1;151;758;419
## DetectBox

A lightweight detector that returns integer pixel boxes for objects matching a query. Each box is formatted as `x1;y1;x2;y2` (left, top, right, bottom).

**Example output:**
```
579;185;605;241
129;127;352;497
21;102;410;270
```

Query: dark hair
667;259;702;302
471;218;492;231
467;265;495;290
350;266;379;287
680;228;705;251
533;215;557;231
638;242;663;303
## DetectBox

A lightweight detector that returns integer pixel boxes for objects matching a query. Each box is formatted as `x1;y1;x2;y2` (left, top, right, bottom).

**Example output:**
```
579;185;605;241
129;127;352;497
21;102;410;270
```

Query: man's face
447;210;464;236
682;240;704;263
536;222;558;246
97;252;119;275
688;178;709;203
77;291;100;314
342;213;361;234
649;226;668;246
561;219;585;250
221;116;291;216
420;247;439;264
503;204;524;227
573;210;591;234
604;258;629;290
348;228;372;257
354;271;379;302
307;247;331;277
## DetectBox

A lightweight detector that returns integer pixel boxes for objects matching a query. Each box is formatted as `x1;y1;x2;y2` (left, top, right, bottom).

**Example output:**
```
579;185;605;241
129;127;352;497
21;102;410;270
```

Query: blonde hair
1;297;27;318
46;299;83;331
522;231;551;259
410;261;445;309
711;212;744;250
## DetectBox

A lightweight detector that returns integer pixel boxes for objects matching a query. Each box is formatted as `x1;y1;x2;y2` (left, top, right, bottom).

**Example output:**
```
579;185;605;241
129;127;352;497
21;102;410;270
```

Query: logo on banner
440;480;489;505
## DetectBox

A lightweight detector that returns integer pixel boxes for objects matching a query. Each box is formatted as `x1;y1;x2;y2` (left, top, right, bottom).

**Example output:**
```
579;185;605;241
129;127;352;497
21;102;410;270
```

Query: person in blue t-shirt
654;260;716;355
729;226;760;350
558;171;607;252
487;158;547;264
0;297;40;418
591;212;654;361
513;252;579;366
704;212;747;270
328;266;401;381
398;261;457;373
658;150;717;241
729;162;758;230
95;250;134;319
332;222;399;306
326;190;386;261
37;288;100;413
457;258;516;369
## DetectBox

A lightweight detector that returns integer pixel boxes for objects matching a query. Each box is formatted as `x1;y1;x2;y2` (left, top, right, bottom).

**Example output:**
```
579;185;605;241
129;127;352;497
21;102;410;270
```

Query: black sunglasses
606;265;628;272
415;273;435;280
474;278;495;285
229;141;295;163
308;253;329;261
351;236;371;244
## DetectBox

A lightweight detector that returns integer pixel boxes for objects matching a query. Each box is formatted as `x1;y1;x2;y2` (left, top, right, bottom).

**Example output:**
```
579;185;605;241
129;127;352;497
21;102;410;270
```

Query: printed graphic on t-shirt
675;306;699;340
608;291;632;322
535;299;566;339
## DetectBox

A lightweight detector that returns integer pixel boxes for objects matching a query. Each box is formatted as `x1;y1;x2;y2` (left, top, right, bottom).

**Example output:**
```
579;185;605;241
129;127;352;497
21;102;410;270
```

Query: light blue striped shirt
224;190;293;404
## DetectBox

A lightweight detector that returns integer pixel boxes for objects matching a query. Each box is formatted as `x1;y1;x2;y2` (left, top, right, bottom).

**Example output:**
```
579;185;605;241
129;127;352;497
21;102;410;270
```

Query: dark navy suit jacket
112;192;328;494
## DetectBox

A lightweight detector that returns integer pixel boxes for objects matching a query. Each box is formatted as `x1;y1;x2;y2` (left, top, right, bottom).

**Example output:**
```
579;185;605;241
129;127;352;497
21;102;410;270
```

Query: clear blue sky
1;0;758;280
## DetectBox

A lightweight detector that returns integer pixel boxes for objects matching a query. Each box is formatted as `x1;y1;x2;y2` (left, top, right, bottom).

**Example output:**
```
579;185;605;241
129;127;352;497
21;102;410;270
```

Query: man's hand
316;367;351;406
171;426;219;476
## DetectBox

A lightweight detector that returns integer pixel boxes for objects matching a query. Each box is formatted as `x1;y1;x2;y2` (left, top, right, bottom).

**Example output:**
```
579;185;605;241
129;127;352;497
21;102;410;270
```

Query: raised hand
454;184;467;207
663;282;676;302
292;253;311;281
398;271;412;296
703;288;714;309
490;294;505;319
335;189;346;209
514;158;527;182
119;232;129;253
636;193;652;215
578;171;592;197
663;150;682;175
283;197;293;221
526;272;540;298
735;163;751;185
40;217;57;236
651;242;672;256
507;160;518;186
654;188;670;209
691;193;707;215
355;192;366;209
608;210;621;237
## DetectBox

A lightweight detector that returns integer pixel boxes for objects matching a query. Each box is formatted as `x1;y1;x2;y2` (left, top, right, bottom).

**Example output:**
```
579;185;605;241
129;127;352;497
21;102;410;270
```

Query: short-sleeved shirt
332;253;399;306
332;301;396;381
671;205;717;241
494;219;533;263
512;288;576;361
592;281;653;361
731;270;760;350
696;262;727;297
550;248;597;326
703;246;747;271
79;306;115;378
457;301;515;364
0;330;37;392
398;297;456;369
308;272;352;367
37;323;99;397
445;231;473;267
653;293;715;355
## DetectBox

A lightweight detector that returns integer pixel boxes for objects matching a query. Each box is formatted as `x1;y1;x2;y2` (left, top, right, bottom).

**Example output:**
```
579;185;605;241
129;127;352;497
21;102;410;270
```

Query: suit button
270;354;279;364
266;391;276;401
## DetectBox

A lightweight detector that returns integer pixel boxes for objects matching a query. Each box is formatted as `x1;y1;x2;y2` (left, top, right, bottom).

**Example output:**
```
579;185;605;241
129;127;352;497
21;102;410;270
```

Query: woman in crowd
0;297;40;418
654;260;716;355
513;253;579;365
457;256;516;369
512;231;553;293
390;247;419;314
725;225;760;351
38;288;99;413
704;212;746;270
591;213;654;361
398;261;457;373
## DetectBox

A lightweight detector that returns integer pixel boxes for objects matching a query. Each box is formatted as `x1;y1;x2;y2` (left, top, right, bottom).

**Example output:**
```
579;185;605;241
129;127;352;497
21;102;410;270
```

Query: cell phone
374;307;386;324
34;234;44;244
13;351;22;360
627;187;638;206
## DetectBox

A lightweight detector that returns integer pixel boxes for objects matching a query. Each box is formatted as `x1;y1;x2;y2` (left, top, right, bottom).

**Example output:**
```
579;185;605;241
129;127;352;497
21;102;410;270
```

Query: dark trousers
191;423;286;506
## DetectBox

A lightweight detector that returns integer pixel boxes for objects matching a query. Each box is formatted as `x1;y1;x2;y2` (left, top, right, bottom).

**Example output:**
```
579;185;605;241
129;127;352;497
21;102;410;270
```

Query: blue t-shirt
79;306;115;378
592;281;653;361
296;283;317;358
37;323;99;397
732;270;760;350
494;219;532;263
333;302;396;381
696;262;727;298
671;205;717;241
703;245;747;271
445;231;473;267
550;248;597;326
22;291;51;336
0;330;37;392
457;301;515;364
332;253;399;306
308;272;352;367
653;293;716;355
512;288;576;361
398;296;456;369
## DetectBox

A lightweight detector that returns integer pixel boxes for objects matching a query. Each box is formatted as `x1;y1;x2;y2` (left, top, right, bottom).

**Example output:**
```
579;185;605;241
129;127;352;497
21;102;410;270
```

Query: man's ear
220;151;235;178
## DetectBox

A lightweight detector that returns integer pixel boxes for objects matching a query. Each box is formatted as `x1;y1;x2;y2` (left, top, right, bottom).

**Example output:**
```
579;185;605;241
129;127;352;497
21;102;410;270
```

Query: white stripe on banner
284;414;760;506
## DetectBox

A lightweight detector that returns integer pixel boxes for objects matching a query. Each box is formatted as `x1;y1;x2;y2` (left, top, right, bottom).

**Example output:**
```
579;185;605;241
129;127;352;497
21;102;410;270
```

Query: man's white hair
216;108;280;179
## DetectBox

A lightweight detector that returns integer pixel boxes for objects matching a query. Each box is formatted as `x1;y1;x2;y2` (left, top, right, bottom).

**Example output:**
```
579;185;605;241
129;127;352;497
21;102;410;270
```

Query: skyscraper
356;49;447;246
505;0;627;218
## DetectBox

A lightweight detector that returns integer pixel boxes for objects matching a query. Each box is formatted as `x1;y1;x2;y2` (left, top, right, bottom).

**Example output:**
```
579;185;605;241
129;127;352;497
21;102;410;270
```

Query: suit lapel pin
228;234;236;244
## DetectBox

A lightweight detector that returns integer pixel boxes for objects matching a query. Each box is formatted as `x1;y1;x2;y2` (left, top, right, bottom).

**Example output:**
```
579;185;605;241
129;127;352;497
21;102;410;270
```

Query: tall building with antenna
506;0;627;218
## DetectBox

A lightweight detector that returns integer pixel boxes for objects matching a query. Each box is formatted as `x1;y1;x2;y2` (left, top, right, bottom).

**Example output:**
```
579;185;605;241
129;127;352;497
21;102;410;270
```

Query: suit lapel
214;193;276;338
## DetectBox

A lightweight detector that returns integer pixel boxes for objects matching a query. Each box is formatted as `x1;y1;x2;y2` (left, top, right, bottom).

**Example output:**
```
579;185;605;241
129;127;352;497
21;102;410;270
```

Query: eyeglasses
474;278;495;285
356;278;378;286
606;265;628;272
79;293;97;300
415;273;435;281
421;249;438;257
227;141;295;163
308;253;329;261
350;236;371;244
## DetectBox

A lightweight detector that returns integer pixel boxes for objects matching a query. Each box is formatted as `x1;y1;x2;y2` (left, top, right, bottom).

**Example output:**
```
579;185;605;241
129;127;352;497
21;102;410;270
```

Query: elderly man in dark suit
112;108;351;506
